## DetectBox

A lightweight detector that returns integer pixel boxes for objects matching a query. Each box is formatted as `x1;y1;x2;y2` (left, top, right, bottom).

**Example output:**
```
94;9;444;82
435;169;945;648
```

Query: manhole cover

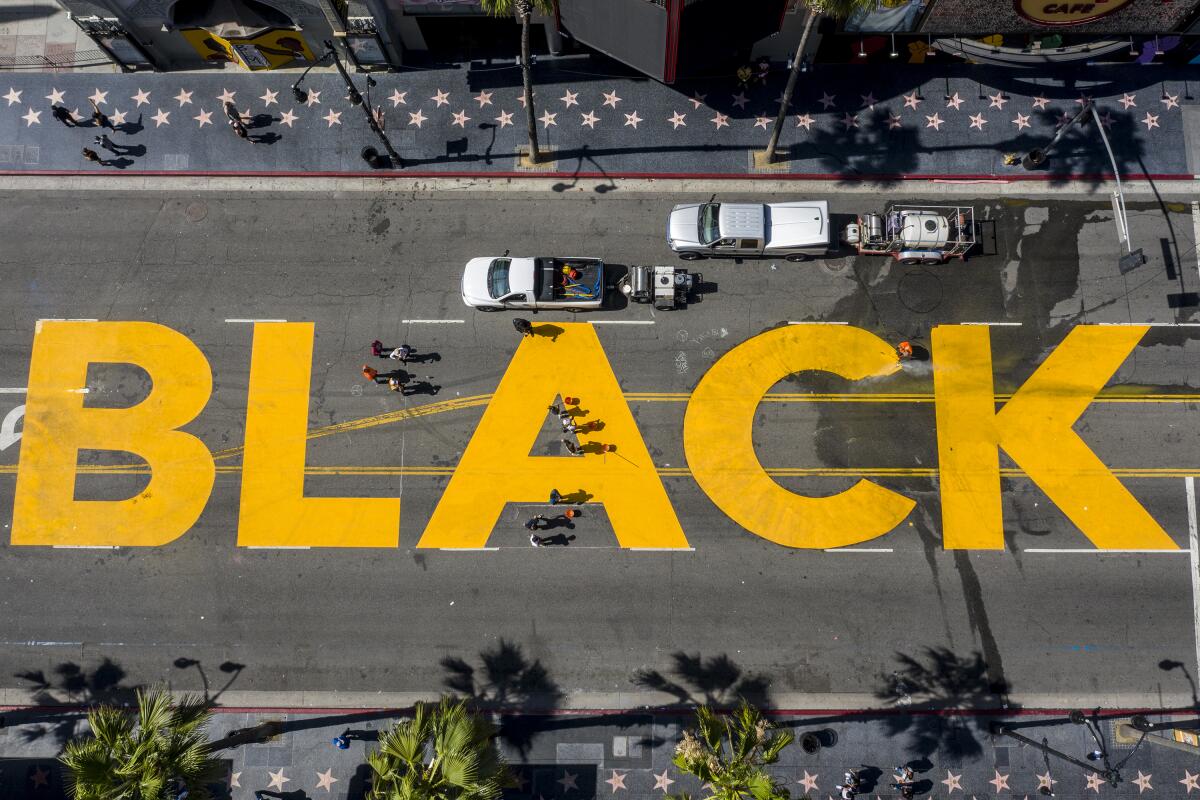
184;202;208;222
819;257;853;276
897;270;943;314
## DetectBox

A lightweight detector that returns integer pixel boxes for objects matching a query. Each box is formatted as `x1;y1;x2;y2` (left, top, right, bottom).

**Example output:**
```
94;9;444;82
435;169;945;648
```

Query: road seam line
590;320;655;325
960;322;1022;326
401;319;465;324
225;318;287;323
788;321;848;325
246;546;311;550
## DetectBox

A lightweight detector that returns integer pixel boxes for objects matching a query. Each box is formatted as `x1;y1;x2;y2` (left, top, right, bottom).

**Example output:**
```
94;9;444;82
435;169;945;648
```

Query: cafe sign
1015;0;1132;25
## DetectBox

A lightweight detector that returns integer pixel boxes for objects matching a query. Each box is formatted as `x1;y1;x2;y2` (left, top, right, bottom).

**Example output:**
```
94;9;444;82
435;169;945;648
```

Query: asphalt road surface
1;184;1199;710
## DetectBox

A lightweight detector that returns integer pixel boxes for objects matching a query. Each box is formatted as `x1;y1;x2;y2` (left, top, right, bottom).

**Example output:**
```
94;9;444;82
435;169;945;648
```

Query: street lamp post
991;718;1119;787
293;41;404;169
1070;709;1121;787
1020;100;1142;271
290;50;333;104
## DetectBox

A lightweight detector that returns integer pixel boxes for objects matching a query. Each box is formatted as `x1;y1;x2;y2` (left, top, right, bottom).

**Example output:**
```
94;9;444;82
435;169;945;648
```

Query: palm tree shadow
12;658;140;746
440;638;564;758
632;651;772;708
875;647;1017;759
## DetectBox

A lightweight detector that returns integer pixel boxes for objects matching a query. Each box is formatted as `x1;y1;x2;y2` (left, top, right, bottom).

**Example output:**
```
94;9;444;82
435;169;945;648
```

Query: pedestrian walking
51;104;76;127
561;438;578;456
389;344;412;364
331;735;350;749
529;533;543;547
224;100;241;124
371;339;384;357
94;134;118;153
525;515;548;533
513;318;534;337
90;99;110;129
81;147;102;164
230;118;252;141
362;365;379;382
549;488;562;505
388;376;404;392
835;784;855;800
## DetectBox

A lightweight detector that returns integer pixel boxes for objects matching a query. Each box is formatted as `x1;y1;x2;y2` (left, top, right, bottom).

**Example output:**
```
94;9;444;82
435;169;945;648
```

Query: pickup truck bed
536;258;604;302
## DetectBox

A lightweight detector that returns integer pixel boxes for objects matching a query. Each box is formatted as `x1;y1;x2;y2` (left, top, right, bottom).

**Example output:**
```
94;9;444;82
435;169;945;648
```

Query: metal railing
0;49;112;69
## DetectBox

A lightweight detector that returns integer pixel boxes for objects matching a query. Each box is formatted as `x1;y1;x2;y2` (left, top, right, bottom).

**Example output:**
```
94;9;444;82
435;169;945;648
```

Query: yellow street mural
2;320;1188;550
683;323;915;549
12;321;214;546
933;324;1176;551
238;323;401;548
417;323;688;549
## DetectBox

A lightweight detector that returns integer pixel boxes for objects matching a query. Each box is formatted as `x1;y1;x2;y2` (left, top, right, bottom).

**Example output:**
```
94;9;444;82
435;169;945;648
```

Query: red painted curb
0;169;1192;182
0;704;1192;719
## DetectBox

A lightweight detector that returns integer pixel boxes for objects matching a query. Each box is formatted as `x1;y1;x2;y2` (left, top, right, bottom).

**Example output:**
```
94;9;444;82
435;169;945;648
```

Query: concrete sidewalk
0;61;1195;179
1;705;1197;800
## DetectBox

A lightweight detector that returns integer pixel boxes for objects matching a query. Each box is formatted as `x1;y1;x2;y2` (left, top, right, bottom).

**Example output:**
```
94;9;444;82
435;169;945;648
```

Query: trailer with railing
842;205;976;264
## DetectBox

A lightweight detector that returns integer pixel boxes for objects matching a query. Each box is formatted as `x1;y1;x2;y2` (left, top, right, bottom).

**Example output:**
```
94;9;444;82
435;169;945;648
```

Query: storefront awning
932;37;1130;65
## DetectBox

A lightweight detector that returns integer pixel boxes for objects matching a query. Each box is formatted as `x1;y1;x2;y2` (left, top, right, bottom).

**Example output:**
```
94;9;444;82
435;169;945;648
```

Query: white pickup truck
667;200;831;261
460;255;606;311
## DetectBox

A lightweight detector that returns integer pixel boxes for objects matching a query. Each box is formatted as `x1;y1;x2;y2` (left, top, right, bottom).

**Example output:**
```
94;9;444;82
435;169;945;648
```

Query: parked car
460;255;606;310
667;199;831;261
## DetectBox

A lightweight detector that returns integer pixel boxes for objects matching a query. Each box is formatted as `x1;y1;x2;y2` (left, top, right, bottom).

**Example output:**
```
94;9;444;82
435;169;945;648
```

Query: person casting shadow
538;533;576;546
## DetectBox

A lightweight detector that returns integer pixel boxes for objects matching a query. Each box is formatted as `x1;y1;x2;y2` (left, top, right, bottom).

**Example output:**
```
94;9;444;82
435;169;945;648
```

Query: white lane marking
402;319;465;324
961;322;1022;326
440;547;501;551
1096;322;1200;327
1188;476;1200;682
1023;548;1187;554
0;641;84;646
0;388;26;394
225;318;287;323
789;320;848;325
52;545;118;550
246;546;311;550
67;388;89;394
824;547;895;553
1192;200;1200;277
590;320;655;325
629;547;697;552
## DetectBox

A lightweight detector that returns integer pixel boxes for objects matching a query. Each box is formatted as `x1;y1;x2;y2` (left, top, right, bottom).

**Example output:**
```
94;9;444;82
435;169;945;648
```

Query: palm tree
366;698;509;800
764;0;877;163
60;689;221;800
480;0;556;164
671;702;794;800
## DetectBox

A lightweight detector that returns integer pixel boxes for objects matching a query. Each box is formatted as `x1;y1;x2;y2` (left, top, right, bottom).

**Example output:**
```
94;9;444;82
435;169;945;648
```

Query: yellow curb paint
236;322;400;548
417;322;688;549
12;321;214;546
933;324;1177;551
683;323;915;549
